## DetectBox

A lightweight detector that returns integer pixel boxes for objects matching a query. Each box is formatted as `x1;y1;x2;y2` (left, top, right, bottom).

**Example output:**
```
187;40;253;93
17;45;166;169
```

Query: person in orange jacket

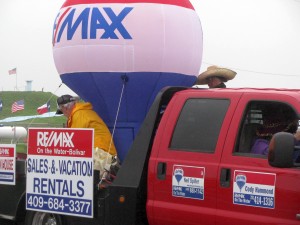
56;94;117;178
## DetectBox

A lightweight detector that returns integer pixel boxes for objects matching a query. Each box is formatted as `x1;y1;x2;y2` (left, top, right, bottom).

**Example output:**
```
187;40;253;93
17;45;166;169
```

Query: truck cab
144;88;300;225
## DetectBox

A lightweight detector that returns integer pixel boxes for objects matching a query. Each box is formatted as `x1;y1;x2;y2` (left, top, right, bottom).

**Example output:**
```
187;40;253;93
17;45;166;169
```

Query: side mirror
268;132;295;168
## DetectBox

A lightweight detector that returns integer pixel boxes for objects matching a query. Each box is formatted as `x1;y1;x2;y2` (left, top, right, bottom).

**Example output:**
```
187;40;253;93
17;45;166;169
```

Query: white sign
233;170;276;209
0;144;16;185
172;165;205;200
26;128;94;218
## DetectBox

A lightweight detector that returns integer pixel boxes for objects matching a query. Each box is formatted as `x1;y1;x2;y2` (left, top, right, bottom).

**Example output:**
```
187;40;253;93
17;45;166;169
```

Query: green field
0;91;66;126
0;91;57;118
0;91;68;153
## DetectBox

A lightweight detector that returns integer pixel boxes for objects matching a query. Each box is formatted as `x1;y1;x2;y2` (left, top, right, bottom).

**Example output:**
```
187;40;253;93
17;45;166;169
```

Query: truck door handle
220;168;231;188
157;162;167;180
296;214;300;220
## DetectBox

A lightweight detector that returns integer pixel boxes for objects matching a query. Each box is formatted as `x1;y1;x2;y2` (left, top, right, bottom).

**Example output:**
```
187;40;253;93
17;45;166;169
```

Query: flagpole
15;68;18;91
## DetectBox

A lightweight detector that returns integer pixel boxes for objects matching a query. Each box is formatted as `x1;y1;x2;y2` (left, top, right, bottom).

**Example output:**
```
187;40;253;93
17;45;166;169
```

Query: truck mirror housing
268;132;295;168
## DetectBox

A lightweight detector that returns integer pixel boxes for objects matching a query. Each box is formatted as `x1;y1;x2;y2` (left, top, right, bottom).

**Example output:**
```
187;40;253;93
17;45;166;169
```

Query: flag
37;101;50;114
0;99;2;112
8;68;17;75
11;100;24;113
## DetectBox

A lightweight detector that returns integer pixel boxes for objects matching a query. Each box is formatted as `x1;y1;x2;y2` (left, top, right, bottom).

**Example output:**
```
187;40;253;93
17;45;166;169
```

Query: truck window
236;101;298;156
170;98;230;152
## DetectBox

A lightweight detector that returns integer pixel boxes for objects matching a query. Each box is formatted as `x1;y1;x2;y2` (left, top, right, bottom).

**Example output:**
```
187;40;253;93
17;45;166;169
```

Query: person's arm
250;139;269;155
293;131;300;162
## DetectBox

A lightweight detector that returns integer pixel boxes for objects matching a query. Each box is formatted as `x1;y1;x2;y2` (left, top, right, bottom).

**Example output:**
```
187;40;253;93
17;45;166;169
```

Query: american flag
11;100;24;113
8;68;17;75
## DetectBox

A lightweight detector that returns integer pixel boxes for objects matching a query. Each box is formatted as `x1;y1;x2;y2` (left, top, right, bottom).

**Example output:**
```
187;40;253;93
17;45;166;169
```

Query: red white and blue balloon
52;0;203;161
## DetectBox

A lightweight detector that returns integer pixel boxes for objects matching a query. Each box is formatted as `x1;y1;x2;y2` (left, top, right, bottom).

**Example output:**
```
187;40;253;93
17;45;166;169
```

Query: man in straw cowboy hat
196;65;237;88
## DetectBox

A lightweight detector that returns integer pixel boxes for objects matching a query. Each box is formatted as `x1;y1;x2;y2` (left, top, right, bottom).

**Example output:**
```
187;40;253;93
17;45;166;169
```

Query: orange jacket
67;102;117;156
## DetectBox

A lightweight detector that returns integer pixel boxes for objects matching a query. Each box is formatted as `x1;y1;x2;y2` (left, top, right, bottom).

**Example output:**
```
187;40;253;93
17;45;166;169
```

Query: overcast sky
0;0;299;97
191;0;300;89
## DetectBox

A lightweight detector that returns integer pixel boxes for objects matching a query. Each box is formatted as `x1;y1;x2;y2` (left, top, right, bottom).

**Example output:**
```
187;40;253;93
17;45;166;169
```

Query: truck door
216;93;300;225
147;90;241;225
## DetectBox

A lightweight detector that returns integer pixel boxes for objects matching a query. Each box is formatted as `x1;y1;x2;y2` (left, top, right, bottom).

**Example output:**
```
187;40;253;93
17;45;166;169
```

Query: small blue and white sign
0;144;16;185
233;170;276;209
172;165;205;200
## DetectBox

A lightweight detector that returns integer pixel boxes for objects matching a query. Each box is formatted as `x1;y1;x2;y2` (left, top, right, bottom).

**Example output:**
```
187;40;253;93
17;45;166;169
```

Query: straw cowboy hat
196;65;237;85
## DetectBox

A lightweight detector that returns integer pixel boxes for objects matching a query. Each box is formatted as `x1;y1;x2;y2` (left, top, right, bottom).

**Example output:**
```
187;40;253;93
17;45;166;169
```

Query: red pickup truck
1;87;300;225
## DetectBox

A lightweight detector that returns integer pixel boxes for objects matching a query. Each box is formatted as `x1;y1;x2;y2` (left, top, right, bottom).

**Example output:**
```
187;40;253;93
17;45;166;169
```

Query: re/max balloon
52;0;203;162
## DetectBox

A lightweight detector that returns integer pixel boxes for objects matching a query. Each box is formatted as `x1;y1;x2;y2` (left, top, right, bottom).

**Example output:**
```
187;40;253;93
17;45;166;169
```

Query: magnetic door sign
233;170;276;209
26;128;94;218
0;144;16;185
172;165;205;200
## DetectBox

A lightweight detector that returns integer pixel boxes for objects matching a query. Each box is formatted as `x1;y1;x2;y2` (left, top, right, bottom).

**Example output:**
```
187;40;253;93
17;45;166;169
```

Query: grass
0;91;58;119
0;91;66;127
0;91;68;153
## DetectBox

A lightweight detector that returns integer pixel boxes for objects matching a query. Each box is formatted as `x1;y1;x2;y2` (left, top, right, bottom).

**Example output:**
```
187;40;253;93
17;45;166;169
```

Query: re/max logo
37;131;74;147
53;7;133;45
